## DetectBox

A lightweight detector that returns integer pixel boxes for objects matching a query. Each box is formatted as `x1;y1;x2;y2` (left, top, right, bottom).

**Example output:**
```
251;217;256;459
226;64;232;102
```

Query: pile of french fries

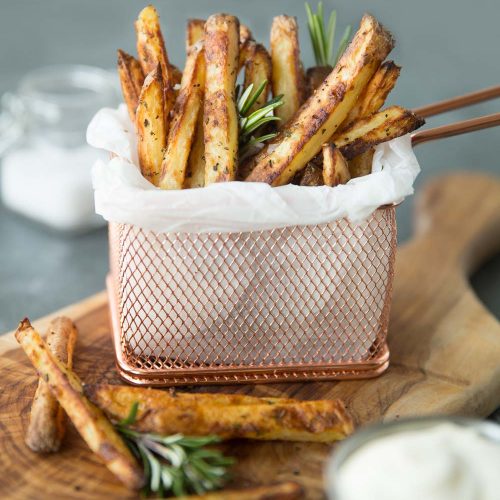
118;5;424;191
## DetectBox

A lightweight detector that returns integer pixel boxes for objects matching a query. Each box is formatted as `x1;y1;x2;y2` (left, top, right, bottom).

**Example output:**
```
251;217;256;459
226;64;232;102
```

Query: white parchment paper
87;104;420;234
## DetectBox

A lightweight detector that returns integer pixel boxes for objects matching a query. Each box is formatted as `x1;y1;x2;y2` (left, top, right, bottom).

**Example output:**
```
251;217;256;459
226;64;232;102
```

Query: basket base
107;275;390;386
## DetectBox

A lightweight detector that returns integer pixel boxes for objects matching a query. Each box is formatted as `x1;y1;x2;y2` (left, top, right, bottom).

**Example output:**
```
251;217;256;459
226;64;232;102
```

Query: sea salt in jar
325;418;500;500
0;65;119;232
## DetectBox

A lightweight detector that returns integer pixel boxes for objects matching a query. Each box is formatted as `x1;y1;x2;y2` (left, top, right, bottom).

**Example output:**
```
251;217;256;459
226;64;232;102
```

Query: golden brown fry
349;150;374;178
85;384;354;443
306;65;332;96
181;482;304;499
322;144;351;186
136;65;167;185
245;14;394;186
159;42;206;190
300;161;324;186
116;50;144;122
242;42;272;112
342;60;401;129
203;14;240;185
186;18;206;52
171;63;183;87
332;105;425;159
135;5;176;123
25;317;77;453
270;15;305;124
15;320;143;490
184;112;206;188
239;23;253;46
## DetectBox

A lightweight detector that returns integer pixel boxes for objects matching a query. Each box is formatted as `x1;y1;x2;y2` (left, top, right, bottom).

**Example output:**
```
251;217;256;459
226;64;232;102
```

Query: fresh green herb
116;403;234;497
305;2;352;67
236;80;284;156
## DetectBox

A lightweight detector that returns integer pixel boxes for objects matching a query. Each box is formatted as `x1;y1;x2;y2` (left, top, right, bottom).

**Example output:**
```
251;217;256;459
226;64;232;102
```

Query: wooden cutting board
1;173;499;499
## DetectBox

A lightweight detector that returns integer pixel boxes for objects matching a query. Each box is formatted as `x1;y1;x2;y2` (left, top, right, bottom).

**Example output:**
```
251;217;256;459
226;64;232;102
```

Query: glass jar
0;65;119;232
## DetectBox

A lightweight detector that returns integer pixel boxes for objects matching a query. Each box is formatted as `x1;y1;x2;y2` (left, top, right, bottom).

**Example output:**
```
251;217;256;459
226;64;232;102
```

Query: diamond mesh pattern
108;207;397;385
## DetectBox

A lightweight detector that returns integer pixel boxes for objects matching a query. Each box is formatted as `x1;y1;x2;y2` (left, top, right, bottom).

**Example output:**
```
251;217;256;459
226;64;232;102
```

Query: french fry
300;161;323;186
136;64;167;185
15;320;144;490
342;60;401;129
239;23;253;46
245;14;395;186
186;18;206;52
182;482;304;499
203;14;240;184
270;15;305;124
116;50;144;122
25;317;77;453
184;112;206;188
159;42;206;190
332;105;425;159
135;5;176;125
171;63;183;87
349;149;374;177
322;144;351;186
306;65;332;96
242;41;272;112
85;384;354;443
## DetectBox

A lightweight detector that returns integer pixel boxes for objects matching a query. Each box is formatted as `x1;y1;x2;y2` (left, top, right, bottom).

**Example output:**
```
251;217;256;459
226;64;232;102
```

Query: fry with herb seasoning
136;64;167;186
116;50;144;122
159;41;206;190
186;18;206;52
184;112;206;188
270;15;305;125
203;14;240;185
85;384;355;443
322;144;350;186
245;14;395;185
15;319;144;490
241;42;272;113
25;317;77;453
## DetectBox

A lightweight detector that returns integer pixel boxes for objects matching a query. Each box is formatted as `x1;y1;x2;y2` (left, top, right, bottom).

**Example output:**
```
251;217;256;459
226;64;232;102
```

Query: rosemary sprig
236;80;284;156
305;2;352;67
116;402;234;497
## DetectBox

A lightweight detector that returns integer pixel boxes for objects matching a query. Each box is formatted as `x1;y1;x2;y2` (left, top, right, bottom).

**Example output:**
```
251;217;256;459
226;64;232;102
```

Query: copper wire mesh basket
107;206;396;386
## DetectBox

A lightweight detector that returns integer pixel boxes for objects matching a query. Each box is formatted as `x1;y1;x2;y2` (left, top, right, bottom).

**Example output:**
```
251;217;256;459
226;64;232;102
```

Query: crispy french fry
306;65;332;96
116;50;144;122
181;481;304;499
184;112;206;188
242;41;272;112
342;60;401;129
186;18;206;52
85;384;354;443
15;320;144;490
136;65;167;185
135;5;176;124
332;105;425;159
171;63;183;87
245;14;394;185
349;149;374;177
159;42;206;190
270;15;305;124
25;317;77;453
239;23;253;46
322;144;351;186
203;14;240;184
300;162;324;186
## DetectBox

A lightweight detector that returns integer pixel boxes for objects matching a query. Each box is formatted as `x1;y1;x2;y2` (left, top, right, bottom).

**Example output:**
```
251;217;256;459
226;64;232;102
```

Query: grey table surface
0;0;499;336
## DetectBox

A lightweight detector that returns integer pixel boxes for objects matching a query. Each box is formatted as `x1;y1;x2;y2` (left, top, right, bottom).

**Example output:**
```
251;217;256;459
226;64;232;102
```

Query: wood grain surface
0;173;499;499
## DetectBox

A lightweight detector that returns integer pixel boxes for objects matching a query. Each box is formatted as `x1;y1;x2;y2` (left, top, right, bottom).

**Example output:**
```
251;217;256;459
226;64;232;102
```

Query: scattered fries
270;15;305;124
15;319;144;490
25;317;77;453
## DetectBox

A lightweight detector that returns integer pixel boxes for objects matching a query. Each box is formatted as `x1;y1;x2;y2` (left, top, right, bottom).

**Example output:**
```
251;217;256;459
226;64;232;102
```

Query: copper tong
411;85;500;146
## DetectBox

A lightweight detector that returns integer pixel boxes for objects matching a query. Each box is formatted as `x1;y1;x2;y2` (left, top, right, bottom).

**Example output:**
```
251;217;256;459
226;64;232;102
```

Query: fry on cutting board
322;144;351;186
15;320;144;490
203;14;240;185
181;481;304;499
136;64;167;185
85;384;355;442
116;49;144;122
245;14;395;186
270;15;305;124
159;41;206;190
25;317;77;453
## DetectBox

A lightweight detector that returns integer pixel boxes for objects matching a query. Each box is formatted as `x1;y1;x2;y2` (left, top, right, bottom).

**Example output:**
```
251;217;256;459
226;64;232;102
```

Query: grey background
0;0;499;333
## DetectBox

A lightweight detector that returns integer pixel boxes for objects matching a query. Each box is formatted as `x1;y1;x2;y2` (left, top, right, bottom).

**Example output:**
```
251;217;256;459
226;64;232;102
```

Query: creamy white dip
329;423;500;500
